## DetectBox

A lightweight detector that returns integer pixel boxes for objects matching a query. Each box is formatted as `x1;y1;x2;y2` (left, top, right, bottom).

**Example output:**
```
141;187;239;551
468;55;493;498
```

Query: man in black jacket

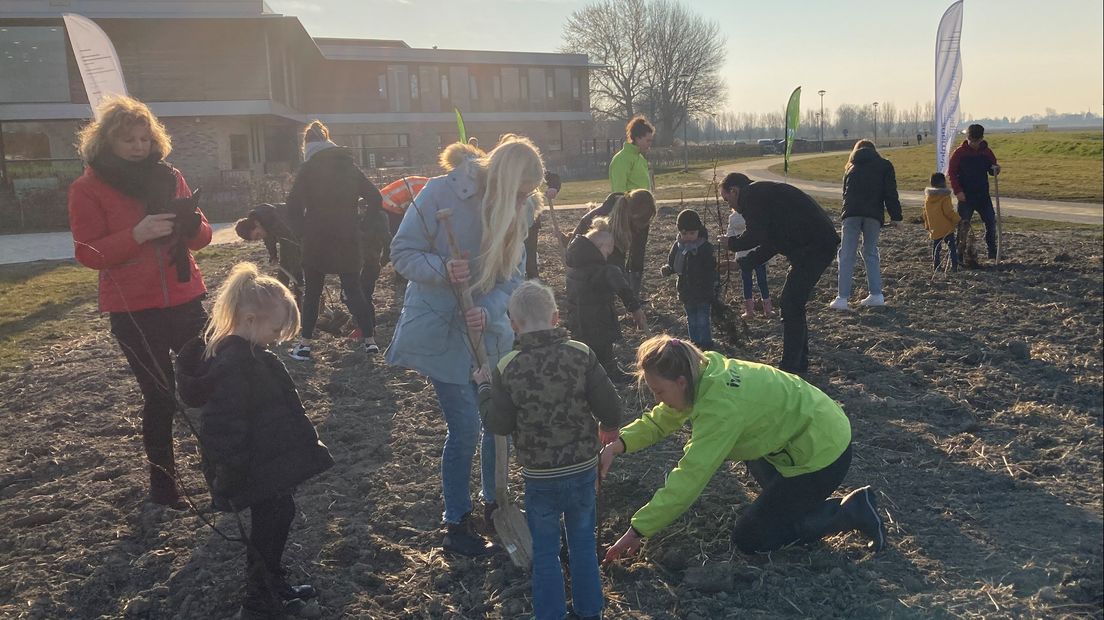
722;173;840;376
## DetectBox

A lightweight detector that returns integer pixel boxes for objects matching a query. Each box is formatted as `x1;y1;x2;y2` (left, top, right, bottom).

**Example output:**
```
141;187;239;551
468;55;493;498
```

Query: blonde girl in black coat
179;262;334;619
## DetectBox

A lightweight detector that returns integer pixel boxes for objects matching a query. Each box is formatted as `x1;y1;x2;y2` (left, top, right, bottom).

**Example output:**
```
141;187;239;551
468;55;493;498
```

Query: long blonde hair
76;95;173;162
605;195;634;254
470;134;546;295
204;262;300;359
635;334;709;405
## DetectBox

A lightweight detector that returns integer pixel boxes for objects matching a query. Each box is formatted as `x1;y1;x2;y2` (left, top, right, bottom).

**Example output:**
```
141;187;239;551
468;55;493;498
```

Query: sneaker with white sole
859;294;885;307
288;344;312;361
364;341;380;355
828;297;851;311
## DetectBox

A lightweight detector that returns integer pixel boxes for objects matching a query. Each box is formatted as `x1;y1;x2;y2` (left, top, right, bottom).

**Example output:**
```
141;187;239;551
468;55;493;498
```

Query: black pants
109;297;208;486
300;268;374;339
732;444;852;553
249;494;296;572
524;217;541;279
779;249;835;375
275;240;303;309
358;256;382;337
957;197;997;259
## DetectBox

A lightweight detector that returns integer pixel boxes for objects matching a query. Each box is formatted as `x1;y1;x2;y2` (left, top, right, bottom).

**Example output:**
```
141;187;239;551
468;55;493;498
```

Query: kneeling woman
601;336;885;561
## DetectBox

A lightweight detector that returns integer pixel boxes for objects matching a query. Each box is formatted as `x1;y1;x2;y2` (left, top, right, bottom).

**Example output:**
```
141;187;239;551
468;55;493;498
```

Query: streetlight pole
817;89;826;152
679;73;693;172
873;101;879;144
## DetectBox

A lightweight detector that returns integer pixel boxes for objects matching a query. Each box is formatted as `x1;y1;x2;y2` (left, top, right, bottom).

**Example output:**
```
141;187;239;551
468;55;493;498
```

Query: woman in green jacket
609;116;654;193
600;335;885;561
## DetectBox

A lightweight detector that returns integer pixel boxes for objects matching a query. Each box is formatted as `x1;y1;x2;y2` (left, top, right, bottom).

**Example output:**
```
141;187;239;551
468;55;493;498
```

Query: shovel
436;208;533;569
993;167;1003;263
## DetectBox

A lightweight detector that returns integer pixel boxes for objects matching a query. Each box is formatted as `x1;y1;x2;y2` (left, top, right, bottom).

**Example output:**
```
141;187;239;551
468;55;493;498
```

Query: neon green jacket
620;352;851;537
608;142;651;193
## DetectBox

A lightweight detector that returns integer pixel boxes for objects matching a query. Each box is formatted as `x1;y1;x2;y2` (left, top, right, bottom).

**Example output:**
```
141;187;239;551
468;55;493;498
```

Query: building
0;0;595;218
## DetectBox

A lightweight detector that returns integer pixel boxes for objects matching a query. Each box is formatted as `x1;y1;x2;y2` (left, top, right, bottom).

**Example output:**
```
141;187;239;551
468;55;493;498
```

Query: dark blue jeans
933;233;959;270
524;467;602;620
741;263;770;299
685;303;713;349
958;197;997;259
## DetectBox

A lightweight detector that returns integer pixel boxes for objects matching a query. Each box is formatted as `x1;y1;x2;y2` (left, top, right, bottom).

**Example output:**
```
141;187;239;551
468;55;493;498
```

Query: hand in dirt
446;258;471;284
472;365;491;386
603;528;642;565
132;213;175;244
632;309;648;331
464;306;487;331
955;192;967;203
599;438;624;480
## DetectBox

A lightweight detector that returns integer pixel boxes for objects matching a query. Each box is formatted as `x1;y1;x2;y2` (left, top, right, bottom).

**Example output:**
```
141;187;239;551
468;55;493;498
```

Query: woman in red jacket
68;95;212;508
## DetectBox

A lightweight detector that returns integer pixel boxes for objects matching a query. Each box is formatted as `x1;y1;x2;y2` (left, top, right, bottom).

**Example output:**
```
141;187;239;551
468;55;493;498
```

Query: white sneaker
288;344;312;361
828;297;851;311
860;294;886;307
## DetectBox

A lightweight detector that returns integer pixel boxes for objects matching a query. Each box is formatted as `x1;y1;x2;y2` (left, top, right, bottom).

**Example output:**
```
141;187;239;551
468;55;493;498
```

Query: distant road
710;152;1104;225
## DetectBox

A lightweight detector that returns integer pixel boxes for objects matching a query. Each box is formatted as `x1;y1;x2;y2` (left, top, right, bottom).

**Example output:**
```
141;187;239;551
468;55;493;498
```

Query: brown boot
740;299;756;319
761;298;775;318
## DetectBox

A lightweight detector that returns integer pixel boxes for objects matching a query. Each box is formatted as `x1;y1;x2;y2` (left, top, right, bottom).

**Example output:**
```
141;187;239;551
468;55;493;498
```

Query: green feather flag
454;107;467;143
784;86;801;175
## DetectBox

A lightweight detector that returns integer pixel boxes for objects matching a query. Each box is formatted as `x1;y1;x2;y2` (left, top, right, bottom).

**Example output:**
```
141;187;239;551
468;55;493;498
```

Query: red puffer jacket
68;167;212;313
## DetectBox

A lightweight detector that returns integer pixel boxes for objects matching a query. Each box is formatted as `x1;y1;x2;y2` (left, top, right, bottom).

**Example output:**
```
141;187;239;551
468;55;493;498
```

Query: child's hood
565;235;607;269
924;187;952;197
176;336;254;407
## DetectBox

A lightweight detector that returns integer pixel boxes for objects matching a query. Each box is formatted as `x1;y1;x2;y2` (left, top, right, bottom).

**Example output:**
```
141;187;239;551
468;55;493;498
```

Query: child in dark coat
235;203;303;306
178;262;334;620
564;217;647;379
661;209;718;350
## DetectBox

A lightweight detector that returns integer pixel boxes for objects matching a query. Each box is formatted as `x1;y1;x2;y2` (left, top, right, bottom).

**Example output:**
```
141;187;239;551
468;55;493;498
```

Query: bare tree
879;101;897;140
561;0;651;119
562;0;726;144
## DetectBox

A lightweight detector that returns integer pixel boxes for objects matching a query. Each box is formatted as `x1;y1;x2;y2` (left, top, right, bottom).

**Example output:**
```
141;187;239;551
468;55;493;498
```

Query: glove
169;196;202;240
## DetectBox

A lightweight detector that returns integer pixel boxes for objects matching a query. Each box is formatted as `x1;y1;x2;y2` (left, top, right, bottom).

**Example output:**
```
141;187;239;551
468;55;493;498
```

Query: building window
520;74;529;100
546;121;562;151
546;73;555;99
572;75;581;99
0;26;70;103
229;134;250;170
410;73;419;100
440;74;450;100
377;74;388;99
0;120;83;192
492;75;501;100
469;75;479;100
336;134;411;169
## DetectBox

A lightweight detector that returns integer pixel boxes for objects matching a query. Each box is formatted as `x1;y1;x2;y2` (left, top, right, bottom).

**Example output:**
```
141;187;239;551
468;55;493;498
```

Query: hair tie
669;338;682;346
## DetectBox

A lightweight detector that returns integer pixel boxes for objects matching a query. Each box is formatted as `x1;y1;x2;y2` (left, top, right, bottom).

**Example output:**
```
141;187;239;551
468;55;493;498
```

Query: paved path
710;152;1104;225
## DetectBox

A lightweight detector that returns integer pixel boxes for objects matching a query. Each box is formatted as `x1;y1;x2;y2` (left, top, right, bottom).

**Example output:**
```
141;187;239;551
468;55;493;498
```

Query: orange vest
380;176;429;214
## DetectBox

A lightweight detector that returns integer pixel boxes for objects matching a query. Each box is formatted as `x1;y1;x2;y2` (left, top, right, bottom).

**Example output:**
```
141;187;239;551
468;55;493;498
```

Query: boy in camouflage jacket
474;280;621;620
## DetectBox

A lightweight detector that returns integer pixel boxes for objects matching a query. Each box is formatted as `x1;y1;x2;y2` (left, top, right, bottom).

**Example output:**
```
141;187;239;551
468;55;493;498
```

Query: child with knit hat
660;209;719;350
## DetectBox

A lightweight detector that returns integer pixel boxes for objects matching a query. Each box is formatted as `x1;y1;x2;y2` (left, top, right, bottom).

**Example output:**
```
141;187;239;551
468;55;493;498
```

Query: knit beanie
676;209;704;232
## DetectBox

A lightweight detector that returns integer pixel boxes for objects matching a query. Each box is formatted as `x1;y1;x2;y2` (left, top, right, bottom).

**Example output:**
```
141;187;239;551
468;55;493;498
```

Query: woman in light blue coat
386;136;545;556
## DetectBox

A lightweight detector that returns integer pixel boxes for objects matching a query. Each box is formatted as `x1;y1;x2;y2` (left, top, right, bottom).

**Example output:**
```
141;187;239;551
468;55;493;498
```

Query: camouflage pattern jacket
478;328;622;479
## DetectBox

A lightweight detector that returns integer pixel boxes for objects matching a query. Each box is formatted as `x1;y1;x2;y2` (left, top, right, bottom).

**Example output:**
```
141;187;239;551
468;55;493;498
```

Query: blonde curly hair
76;95;172;162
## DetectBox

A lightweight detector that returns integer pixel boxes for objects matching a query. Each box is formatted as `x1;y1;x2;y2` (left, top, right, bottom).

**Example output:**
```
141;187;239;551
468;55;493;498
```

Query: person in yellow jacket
600;335;886;561
609;116;654;194
923;172;962;272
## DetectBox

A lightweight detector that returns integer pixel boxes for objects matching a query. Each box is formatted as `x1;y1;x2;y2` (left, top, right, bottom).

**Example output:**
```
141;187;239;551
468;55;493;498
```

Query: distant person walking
948;124;1001;262
723;174;840;376
830;140;902;311
68;95;212;508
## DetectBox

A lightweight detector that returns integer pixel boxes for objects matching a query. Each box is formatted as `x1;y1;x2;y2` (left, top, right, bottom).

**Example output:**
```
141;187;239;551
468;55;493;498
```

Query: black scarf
88;151;179;215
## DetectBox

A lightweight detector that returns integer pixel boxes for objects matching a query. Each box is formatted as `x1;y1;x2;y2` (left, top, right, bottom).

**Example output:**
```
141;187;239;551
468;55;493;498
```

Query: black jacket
286;147;383;274
565;235;640;345
728;181;841;267
177;337;334;511
664;235;718;306
358;199;392;268
572;193;650;273
842;148;902;223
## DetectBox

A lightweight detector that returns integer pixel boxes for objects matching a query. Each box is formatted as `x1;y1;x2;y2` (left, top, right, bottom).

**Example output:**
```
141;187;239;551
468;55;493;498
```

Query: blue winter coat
385;161;534;384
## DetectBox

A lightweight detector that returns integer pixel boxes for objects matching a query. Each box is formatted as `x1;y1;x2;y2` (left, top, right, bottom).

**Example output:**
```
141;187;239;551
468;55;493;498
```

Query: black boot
839;486;886;552
443;512;497;557
273;565;318;601
241;558;291;619
148;461;186;509
794;497;845;544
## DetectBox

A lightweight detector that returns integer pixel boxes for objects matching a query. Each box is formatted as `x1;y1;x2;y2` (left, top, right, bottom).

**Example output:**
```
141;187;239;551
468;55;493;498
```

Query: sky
268;0;1104;120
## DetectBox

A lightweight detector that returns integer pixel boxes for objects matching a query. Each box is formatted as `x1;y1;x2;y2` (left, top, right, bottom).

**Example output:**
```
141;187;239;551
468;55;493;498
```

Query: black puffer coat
286;146;383;274
664;234;718;306
565;236;641;346
177;337;334;511
842;147;902;223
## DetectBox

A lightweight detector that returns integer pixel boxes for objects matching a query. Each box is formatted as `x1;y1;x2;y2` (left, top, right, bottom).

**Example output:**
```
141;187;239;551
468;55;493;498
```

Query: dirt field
1;207;1101;619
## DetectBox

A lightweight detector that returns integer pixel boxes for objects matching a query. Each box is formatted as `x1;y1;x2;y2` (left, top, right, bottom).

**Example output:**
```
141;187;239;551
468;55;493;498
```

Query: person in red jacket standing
948;124;1001;262
68;95;212;508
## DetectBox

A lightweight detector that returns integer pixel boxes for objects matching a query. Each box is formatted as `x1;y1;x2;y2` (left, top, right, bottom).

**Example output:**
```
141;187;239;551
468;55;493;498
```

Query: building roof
314;37;410;49
0;0;271;19
315;40;591;68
